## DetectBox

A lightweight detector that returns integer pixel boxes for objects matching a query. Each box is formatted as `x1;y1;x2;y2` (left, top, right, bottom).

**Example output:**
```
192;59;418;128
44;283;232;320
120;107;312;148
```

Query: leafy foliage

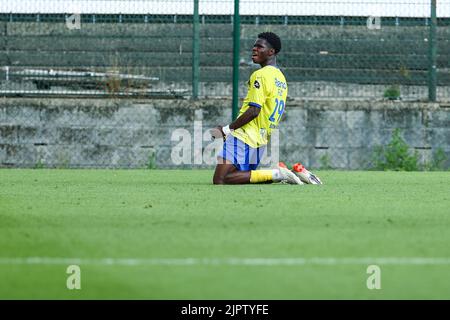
372;129;419;171
423;148;448;171
383;85;401;100
319;153;332;170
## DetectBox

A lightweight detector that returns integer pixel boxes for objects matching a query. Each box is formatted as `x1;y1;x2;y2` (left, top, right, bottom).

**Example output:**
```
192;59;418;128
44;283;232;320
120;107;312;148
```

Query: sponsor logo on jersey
274;77;287;89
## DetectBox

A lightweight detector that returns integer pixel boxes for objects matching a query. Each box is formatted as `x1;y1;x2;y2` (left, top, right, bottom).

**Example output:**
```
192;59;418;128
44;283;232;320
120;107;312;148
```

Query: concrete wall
0;97;449;169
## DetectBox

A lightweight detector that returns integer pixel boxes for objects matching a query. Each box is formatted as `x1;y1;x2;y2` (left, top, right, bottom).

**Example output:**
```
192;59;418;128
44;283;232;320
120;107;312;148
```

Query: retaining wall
0;97;449;169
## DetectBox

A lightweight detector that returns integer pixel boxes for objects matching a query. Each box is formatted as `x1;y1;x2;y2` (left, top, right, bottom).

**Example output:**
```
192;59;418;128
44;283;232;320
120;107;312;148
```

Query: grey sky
0;0;448;17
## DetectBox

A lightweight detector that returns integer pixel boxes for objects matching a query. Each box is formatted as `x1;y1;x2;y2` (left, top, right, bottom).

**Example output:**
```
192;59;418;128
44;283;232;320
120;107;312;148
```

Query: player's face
252;38;274;65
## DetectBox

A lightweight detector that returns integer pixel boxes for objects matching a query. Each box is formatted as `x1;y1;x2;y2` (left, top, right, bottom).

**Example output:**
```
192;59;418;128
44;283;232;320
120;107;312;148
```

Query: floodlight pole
232;0;240;120
192;0;200;99
428;0;437;102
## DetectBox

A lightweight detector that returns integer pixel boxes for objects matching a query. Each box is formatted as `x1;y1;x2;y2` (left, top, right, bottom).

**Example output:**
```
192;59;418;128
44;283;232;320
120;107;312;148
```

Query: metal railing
0;1;448;102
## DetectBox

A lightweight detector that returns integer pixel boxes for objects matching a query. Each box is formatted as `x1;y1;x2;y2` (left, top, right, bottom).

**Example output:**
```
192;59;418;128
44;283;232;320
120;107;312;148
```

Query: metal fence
0;0;449;101
1;1;450;170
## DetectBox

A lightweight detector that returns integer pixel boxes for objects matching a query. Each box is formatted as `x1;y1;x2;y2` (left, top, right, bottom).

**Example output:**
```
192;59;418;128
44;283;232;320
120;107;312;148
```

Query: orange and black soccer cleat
292;162;322;185
278;162;288;169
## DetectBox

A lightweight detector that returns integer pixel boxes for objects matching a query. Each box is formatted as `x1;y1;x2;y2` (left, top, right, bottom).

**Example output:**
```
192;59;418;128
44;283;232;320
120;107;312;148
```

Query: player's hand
210;126;226;141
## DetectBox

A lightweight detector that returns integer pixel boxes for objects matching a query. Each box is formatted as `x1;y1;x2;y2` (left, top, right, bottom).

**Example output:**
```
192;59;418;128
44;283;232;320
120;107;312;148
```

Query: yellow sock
250;169;274;183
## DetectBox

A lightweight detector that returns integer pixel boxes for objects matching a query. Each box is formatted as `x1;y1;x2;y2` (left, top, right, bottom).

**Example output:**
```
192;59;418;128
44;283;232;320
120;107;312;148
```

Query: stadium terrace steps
241;25;450;40
4;36;450;55
123;67;450;85
2;22;450;87
6;50;446;70
5;23;231;37
2;66;449;86
4;36;223;52
4;21;450;39
2;51;234;67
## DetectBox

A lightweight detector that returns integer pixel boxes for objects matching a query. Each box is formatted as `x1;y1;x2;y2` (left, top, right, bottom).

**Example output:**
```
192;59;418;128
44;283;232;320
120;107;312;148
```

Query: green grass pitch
0;169;449;299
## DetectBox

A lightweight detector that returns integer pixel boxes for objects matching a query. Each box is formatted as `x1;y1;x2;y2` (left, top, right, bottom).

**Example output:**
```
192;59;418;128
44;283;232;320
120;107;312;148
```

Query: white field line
1;257;450;266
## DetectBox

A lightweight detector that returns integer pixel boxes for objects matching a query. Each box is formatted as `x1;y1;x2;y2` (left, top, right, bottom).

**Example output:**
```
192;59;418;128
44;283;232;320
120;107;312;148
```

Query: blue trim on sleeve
248;102;262;108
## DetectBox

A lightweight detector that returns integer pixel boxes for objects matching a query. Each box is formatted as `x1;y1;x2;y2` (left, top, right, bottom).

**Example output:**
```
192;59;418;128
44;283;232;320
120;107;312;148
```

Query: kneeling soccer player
211;32;302;185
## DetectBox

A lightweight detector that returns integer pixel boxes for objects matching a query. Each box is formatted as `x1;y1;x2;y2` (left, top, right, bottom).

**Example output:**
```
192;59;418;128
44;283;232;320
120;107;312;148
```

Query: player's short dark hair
258;32;282;54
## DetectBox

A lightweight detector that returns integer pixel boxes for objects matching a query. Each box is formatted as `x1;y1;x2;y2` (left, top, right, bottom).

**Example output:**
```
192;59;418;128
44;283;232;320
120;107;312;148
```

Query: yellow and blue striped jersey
231;65;288;148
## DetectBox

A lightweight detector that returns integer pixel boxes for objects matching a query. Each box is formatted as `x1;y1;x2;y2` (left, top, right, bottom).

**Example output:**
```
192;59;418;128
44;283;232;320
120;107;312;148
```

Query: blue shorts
218;135;266;171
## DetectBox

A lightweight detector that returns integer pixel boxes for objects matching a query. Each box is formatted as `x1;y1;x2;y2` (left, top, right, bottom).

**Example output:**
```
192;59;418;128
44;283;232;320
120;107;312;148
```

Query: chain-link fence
1;96;450;170
1;1;450;170
0;0;449;100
